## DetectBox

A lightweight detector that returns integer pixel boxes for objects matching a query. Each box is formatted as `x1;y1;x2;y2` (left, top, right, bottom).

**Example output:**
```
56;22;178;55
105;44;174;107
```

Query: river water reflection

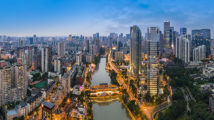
91;58;131;120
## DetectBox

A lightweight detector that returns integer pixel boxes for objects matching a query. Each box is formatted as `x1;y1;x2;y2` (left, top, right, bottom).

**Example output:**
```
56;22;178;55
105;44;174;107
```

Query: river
91;58;131;120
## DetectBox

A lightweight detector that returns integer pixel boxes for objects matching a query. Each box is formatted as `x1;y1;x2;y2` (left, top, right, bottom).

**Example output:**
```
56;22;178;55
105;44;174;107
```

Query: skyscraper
14;64;27;100
146;27;160;96
0;61;27;105
41;47;52;73
180;27;187;36
58;42;65;57
163;21;171;53
85;39;90;53
176;36;190;63
192;29;211;56
193;45;206;62
129;25;142;77
93;33;100;56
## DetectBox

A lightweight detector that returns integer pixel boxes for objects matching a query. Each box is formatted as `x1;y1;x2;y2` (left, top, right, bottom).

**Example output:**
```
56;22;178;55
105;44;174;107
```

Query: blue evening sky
0;0;214;37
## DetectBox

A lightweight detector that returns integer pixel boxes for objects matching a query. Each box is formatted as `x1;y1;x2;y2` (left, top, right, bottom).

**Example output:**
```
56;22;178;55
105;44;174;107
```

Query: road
107;50;153;120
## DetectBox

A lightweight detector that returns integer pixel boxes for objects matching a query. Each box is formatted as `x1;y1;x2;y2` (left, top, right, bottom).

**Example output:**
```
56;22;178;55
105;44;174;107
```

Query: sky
0;0;214;37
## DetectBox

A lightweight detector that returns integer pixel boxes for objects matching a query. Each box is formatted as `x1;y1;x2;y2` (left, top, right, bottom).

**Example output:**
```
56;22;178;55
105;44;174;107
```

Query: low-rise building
203;67;214;78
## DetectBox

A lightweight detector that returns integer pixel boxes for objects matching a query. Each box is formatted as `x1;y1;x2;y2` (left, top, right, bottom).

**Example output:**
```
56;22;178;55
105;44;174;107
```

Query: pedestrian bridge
86;83;121;97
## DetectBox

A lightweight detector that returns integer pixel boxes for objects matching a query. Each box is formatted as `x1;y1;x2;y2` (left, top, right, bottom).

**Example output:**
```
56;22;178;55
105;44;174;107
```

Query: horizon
0;0;214;37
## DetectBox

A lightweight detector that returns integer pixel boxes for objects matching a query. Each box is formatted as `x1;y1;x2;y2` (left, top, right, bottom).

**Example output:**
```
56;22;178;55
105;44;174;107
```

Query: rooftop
42;101;55;110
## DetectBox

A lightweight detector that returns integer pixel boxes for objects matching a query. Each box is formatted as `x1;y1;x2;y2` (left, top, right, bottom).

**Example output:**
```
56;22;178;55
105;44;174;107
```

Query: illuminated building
129;25;142;77
41;47;52;73
163;20;171;54
146;27;160;96
42;101;55;120
176;36;190;63
0;61;27;105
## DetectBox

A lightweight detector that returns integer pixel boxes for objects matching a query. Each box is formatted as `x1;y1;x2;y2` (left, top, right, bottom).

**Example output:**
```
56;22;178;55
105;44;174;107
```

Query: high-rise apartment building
41;47;52;73
54;58;62;74
176;36;190;63
58;42;65;57
146;27;160;96
0;61;27;105
193;45;206;62
14;64;28;100
192;29;211;56
129;25;142;77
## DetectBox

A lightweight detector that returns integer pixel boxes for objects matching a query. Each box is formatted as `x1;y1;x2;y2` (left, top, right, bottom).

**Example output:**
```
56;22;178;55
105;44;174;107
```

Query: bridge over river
90;58;131;120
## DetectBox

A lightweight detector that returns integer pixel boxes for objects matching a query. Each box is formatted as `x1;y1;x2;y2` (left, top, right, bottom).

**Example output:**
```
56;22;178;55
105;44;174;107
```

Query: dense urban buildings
0;5;214;120
0;61;27;105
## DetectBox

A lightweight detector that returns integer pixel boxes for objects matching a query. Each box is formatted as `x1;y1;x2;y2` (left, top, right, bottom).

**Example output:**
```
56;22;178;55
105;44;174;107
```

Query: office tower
29;37;34;45
33;34;37;44
93;33;100;56
172;31;179;56
41;47;52;73
85;40;90;53
159;31;164;54
176;36;190;63
163;21;171;53
117;41;123;51
146;27;160;96
58;42;65;57
169;27;178;55
169;27;174;47
180;27;187;36
193;45;206;62
129;25;142;77
192;29;211;56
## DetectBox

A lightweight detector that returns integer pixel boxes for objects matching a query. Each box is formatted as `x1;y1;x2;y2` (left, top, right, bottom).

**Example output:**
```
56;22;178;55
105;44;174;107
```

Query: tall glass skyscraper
130;25;142;77
192;29;211;56
146;27;160;96
180;27;187;35
164;21;170;50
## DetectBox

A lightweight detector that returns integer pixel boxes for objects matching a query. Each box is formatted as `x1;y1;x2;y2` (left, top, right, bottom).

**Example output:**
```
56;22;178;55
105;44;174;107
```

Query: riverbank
84;58;132;120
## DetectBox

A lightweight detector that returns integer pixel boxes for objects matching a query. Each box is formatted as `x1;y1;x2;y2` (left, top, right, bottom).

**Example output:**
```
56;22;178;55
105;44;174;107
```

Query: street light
67;98;71;104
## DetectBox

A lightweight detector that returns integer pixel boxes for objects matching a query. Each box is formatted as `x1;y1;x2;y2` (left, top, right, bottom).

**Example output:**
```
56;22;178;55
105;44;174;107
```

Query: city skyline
1;0;214;36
